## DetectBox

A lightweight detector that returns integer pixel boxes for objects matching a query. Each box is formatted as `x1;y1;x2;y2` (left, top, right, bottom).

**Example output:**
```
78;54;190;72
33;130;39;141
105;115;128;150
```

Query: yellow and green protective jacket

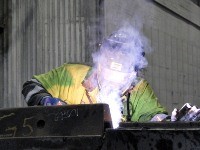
22;63;168;122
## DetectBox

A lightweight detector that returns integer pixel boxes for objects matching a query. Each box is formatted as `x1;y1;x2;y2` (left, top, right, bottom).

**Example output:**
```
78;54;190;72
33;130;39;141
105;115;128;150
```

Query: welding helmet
93;28;147;91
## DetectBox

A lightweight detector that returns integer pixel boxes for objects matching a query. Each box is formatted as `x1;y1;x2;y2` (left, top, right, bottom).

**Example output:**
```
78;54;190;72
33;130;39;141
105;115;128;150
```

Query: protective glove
150;114;169;122
171;103;200;122
40;96;67;106
189;108;200;121
171;108;178;121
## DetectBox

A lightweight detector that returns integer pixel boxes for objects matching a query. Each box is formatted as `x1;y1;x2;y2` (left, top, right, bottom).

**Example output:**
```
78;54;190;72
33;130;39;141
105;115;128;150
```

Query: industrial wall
104;0;200;112
0;0;4;107
1;0;103;107
1;0;200;113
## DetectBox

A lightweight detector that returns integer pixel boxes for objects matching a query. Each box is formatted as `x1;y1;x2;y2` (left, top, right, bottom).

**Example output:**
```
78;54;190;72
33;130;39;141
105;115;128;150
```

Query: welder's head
92;28;148;91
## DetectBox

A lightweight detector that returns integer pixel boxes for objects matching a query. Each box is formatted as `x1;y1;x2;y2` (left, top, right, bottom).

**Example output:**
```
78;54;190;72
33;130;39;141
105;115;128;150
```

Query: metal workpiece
0;104;112;137
1;123;200;150
101;122;200;150
0;104;111;150
119;121;200;130
0;136;104;150
1;105;200;150
102;128;200;150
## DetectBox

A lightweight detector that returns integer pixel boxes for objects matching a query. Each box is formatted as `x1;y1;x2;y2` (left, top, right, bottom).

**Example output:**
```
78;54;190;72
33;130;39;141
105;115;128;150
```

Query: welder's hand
150;114;169;122
171;104;200;122
40;96;67;106
184;106;200;121
171;108;178;121
191;108;200;121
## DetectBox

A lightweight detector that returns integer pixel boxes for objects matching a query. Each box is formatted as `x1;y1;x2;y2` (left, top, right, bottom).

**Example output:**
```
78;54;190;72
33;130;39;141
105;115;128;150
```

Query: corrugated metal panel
2;0;200;112
154;0;200;27
3;0;104;107
103;0;200;112
0;0;4;107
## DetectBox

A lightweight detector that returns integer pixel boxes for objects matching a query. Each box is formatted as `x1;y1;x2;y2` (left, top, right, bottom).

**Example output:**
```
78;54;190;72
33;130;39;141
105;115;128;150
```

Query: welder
22;26;169;125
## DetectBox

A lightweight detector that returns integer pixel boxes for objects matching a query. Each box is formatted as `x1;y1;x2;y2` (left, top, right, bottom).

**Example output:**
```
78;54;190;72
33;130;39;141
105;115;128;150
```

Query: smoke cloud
92;25;151;128
88;0;154;128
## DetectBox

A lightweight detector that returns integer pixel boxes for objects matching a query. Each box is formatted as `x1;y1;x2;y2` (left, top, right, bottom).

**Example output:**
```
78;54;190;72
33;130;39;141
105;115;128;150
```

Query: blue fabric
40;97;67;106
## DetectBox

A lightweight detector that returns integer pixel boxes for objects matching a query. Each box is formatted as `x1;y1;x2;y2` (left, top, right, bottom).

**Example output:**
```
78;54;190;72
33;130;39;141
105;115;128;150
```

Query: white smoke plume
97;87;122;128
88;0;153;130
92;25;151;128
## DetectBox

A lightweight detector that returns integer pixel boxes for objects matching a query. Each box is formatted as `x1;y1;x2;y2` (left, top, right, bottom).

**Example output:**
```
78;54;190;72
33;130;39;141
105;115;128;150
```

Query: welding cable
126;92;132;122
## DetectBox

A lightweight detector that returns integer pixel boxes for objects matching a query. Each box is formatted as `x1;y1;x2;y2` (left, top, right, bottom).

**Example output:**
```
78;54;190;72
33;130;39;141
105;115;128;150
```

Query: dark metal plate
0;104;112;138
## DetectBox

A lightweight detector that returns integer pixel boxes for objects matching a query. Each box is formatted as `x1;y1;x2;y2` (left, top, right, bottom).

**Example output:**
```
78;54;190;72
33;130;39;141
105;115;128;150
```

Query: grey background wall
0;0;4;107
1;0;103;107
103;0;200;112
0;0;200;113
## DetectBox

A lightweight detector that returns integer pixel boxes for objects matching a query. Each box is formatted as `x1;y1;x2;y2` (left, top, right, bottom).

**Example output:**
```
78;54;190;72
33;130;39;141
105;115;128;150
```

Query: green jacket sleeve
33;64;69;98
130;79;168;122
